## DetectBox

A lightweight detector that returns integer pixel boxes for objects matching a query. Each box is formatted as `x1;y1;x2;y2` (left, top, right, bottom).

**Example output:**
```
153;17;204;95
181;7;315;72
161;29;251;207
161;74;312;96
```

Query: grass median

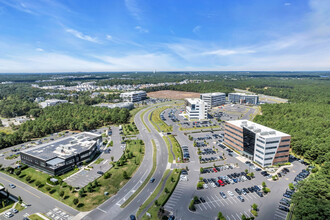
121;139;157;208
140;108;151;132
140;169;181;220
168;135;182;162
163;136;174;163
150;106;172;133
0;140;145;211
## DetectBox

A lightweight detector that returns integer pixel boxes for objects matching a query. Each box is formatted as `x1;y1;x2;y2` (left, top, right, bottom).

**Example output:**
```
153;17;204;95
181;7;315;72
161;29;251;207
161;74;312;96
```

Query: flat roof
22;132;101;161
228;93;258;97
121;91;146;95
185;98;206;104
201;92;226;96
227;120;290;138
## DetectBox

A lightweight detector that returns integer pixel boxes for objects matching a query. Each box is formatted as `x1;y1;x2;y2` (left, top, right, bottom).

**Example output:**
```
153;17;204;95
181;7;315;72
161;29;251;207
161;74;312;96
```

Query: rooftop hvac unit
269;131;276;135
254;128;261;133
260;131;269;135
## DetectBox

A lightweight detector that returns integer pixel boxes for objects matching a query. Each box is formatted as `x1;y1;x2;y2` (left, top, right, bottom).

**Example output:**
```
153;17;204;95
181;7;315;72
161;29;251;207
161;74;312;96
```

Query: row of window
255;154;263;160
266;140;279;144
265;151;276;155
279;144;290;148
282;139;290;142
256;149;263;155
275;155;289;159
265;157;273;160
257;138;265;144
256;143;264;150
277;149;290;153
225;124;242;134
225;131;243;143
266;146;278;150
264;163;272;166
224;139;241;151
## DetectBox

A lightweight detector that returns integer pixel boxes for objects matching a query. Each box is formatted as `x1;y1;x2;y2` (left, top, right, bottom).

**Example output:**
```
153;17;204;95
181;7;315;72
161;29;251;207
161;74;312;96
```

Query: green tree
289;183;295;190
18;196;22;204
262;181;266;188
123;171;128;179
217;211;226;220
73;198;79;206
252;203;258;211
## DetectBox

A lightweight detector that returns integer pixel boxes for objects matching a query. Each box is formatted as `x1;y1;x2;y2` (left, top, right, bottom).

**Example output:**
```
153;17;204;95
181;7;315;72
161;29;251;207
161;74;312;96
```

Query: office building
185;98;208;120
224;120;291;167
20;132;102;175
200;92;226;108
120;91;147;102
39;99;69;108
228;93;259;105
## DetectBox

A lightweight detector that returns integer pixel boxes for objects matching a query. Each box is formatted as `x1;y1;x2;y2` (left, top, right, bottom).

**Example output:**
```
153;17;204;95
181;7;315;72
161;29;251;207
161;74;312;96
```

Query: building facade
228;93;259;105
120;91;147;102
94;102;134;110
200;92;226;108
224;120;291;167
39;99;69;108
20;132;102;175
185;98;208;120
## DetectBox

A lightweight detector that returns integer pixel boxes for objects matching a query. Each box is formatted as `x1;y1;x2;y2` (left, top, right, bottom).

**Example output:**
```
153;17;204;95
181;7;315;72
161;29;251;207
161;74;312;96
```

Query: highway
81;104;169;220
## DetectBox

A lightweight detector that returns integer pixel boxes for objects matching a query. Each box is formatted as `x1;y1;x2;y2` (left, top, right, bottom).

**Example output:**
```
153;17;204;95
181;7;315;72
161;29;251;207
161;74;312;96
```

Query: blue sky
0;0;329;73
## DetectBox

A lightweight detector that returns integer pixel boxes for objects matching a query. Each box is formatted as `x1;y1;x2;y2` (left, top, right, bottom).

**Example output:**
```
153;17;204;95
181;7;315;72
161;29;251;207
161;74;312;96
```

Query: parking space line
201;202;208;210
244;211;250;218
236;213;241;219
205;201;212;209
226;216;231;220
210;195;222;207
196;204;203;211
215;196;225;206
231;214;237;220
230;197;238;203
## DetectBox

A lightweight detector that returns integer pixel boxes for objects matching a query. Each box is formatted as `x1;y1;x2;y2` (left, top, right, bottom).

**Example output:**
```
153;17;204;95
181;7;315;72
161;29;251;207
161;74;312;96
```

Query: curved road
82;104;169;220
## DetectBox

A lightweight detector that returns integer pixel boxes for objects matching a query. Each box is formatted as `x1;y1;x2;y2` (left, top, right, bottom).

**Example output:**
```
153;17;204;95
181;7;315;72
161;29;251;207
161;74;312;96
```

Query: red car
218;179;225;186
213;168;217;173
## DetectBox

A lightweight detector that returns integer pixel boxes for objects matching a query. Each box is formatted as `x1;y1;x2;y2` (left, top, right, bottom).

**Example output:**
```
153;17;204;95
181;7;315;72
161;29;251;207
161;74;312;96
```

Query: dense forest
0;104;129;149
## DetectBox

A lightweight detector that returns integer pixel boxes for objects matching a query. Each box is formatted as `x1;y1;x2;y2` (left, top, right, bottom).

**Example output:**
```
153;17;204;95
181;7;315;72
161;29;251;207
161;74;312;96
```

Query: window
266;146;278;150
256;144;264;150
257;138;265;144
265;152;275;155
255;154;263;160
266;140;279;144
277;149;289;153
256;149;263;154
265;157;273;160
282;139;290;142
264;163;272;166
279;144;290;148
275;155;289;159
226;124;242;134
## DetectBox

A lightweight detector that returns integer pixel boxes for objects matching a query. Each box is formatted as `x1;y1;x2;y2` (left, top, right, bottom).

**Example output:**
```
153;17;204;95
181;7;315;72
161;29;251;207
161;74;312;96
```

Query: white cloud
135;26;149;33
35;48;44;52
192;25;201;33
284;2;291;6
66;29;99;43
202;49;255;56
106;35;112;40
125;0;142;21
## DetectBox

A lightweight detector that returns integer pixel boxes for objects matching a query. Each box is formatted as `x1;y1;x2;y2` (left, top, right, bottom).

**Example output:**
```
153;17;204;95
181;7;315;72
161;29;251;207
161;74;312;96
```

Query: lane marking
97;207;107;213
0;176;41;199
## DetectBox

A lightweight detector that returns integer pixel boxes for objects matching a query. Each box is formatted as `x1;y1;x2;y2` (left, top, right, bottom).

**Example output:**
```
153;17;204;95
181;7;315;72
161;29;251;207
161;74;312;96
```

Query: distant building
120;91;147;102
39;99;68;108
224;120;291;167
200;92;226;108
94;102;134;110
20;132;102;175
35;97;45;103
228;93;259;105
185;98;208;120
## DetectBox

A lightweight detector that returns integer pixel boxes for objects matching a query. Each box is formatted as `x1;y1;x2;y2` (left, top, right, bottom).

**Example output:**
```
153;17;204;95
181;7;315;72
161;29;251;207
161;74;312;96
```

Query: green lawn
5;154;19;160
179;125;221;131
150;106;172;132
28;213;49;220
163;137;174;163
15;202;26;211
60;168;79;179
168;135;183;162
121;139;157;208
2;140;145;211
123;123;139;135
94;158;104;165
141;169;181;219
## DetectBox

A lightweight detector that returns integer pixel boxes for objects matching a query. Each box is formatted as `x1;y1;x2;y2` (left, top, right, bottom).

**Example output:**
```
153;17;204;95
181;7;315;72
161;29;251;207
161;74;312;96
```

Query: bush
251;210;258;217
59;190;64;197
45;186;51;191
197;182;203;189
104;172;111;179
263;187;271;194
188;199;196;211
289;183;295;190
252;203;258;211
73;198;79;206
217;211;225;220
311;167;318;173
25;176;31;182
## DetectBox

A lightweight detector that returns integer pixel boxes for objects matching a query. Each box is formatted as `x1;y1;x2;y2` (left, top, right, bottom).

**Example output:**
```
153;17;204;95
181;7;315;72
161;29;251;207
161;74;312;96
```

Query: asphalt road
81;104;169;220
0;172;79;220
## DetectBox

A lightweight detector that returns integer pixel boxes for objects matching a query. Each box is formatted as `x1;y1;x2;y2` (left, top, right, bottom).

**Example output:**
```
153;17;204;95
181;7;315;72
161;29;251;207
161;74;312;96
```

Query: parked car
279;205;290;212
228;191;234;196
219;192;227;199
256;191;263;197
200;197;206;203
9;184;15;189
238;196;245;202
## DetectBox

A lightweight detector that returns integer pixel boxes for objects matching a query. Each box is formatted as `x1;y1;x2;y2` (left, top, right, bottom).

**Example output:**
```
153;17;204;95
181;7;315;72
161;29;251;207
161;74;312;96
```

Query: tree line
0;104;129;149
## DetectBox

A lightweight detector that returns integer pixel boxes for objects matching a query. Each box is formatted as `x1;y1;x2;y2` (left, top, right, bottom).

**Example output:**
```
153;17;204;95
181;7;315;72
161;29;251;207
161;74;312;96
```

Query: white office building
120;91;147;102
39;99;68;108
228;93;259;105
200;92;226;108
185;98;208;120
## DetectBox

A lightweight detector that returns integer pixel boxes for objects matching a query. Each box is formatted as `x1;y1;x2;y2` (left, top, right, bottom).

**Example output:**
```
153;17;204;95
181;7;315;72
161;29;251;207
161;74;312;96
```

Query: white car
227;191;234;196
210;182;216;188
4;212;13;218
203;184;208;189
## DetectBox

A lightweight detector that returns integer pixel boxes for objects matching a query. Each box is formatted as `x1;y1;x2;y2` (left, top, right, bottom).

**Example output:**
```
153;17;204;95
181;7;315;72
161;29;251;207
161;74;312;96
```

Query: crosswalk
164;181;188;213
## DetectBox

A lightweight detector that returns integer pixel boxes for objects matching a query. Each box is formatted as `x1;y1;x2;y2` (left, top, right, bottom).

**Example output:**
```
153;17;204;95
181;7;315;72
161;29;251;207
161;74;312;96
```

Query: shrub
197;182;204;189
59;190;65;197
251;210;258;217
25;176;31;182
73;198;79;205
104;172;111;179
252;203;258;211
217;211;225;220
188;199;196;211
311;167;318;173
